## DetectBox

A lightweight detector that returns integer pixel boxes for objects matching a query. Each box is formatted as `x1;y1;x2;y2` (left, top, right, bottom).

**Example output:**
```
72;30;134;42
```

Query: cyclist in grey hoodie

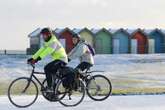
68;33;94;72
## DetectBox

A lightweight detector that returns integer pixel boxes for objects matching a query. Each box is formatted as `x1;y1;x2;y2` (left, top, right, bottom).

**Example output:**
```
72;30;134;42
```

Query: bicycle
8;64;85;108
78;68;112;101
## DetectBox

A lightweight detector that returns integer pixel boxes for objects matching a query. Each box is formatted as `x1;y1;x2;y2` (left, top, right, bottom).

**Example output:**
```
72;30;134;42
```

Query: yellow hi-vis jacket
32;35;68;63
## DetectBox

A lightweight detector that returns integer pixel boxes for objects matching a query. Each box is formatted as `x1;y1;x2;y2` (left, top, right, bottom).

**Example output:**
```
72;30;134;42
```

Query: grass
112;88;165;95
0;82;9;95
110;77;165;95
1;79;165;96
0;79;44;95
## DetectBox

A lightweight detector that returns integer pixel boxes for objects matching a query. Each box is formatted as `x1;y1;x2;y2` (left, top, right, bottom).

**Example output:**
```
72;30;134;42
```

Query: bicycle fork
22;79;31;93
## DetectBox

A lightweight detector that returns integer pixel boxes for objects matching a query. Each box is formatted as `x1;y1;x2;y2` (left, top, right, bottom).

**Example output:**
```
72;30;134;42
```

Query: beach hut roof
113;28;130;36
151;28;164;33
55;27;75;35
150;28;165;37
131;28;148;37
78;27;94;35
28;28;41;37
94;28;112;35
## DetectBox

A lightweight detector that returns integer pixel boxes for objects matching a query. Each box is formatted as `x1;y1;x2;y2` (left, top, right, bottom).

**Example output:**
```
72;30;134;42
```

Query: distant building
73;28;95;46
131;29;148;54
27;27;165;55
148;29;165;53
27;28;41;55
54;27;75;53
92;28;112;54
112;28;131;54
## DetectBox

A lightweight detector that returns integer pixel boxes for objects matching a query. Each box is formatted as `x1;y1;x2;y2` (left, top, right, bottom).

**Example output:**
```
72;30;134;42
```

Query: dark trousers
44;60;66;88
76;62;92;71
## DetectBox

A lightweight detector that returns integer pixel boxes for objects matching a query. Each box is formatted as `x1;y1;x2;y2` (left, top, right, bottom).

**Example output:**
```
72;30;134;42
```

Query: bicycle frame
27;64;46;90
27;64;63;91
26;64;105;92
83;69;105;79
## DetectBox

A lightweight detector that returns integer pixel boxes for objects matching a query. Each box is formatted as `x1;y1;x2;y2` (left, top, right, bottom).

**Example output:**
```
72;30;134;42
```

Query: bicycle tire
8;77;38;108
56;79;85;107
86;75;112;101
41;79;66;102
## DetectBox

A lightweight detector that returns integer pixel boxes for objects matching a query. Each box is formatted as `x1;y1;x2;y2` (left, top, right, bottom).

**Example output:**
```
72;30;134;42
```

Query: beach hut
54;28;74;53
148;29;165;53
131;29;148;54
73;28;94;46
112;28;130;54
92;28;112;54
27;28;41;54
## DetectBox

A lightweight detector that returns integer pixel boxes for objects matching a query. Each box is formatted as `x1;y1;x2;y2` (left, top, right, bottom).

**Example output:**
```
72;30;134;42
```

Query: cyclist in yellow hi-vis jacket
27;27;68;92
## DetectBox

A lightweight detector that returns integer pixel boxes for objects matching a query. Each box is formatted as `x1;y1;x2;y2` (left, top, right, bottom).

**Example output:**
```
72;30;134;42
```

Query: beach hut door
148;39;155;53
39;35;44;47
131;39;137;54
113;39;120;54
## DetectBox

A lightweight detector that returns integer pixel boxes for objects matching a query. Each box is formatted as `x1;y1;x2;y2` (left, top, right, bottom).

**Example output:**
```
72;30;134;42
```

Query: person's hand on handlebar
27;57;41;65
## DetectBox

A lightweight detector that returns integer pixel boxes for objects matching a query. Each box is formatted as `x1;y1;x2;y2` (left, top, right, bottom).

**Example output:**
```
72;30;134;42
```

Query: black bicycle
78;68;112;101
8;64;85;108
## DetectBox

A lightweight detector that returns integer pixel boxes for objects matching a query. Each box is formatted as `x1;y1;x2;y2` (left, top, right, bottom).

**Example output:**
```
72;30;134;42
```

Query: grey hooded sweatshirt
68;40;94;65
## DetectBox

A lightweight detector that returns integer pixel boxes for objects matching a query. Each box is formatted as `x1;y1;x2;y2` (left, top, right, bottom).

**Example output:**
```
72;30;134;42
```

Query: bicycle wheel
86;75;112;101
41;79;66;102
56;79;85;107
8;77;38;108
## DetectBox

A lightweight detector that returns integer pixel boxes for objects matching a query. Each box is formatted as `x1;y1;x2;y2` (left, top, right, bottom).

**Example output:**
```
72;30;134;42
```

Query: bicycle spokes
8;77;38;108
86;75;112;101
56;79;85;107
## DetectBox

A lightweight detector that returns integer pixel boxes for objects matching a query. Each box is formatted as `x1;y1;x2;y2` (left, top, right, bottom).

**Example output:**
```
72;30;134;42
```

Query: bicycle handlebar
27;63;35;69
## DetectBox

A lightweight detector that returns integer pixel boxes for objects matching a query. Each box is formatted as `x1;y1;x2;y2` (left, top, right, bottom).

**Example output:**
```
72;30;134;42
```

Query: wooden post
4;49;7;55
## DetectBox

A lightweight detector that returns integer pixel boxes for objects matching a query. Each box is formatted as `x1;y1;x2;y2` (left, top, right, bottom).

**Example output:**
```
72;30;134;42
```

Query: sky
0;0;165;50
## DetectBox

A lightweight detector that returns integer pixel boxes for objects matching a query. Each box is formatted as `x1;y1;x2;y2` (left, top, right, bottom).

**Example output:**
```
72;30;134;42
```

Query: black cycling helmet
40;27;52;35
72;33;81;38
